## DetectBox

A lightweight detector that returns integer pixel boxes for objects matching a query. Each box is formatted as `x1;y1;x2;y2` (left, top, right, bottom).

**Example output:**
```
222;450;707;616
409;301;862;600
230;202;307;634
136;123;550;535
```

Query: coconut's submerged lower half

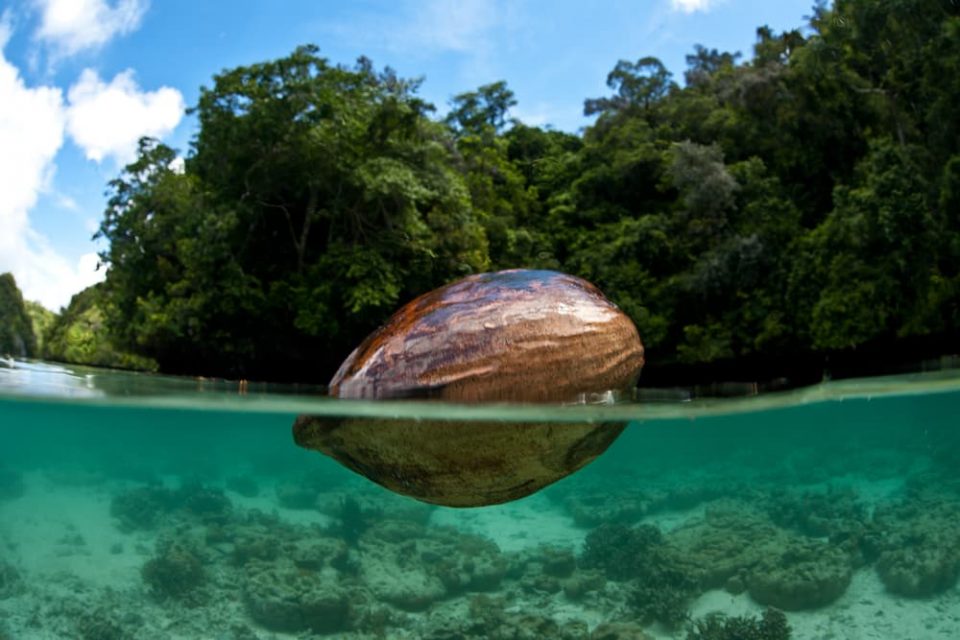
293;416;625;507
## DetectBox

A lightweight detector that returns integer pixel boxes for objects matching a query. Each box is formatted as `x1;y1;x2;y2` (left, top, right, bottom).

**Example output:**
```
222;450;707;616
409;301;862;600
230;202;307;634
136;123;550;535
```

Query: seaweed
686;608;791;640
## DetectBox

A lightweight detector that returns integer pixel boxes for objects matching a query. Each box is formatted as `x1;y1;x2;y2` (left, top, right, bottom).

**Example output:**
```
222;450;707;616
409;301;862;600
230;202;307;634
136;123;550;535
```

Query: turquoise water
0;360;959;639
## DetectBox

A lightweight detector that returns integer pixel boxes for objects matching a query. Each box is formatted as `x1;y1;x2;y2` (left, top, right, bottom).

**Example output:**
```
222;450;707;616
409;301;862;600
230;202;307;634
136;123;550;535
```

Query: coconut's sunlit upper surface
329;269;644;403
295;269;645;507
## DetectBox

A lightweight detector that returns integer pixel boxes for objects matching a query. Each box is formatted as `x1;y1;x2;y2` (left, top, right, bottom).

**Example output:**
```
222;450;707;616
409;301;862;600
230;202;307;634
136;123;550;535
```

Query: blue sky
0;0;817;311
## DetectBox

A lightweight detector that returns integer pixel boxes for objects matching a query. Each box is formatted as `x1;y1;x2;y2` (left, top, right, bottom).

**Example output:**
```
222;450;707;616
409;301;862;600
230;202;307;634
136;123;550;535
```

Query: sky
0;0;818;312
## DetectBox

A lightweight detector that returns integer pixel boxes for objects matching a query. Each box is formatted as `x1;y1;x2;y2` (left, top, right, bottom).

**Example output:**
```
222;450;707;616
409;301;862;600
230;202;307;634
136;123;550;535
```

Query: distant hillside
0;273;37;358
43;284;157;371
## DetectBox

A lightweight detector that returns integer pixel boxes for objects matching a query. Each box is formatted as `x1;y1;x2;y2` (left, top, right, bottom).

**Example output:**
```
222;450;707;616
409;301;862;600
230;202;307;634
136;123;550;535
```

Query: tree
97;47;490;381
684;45;741;88
446;81;517;134
790;140;940;349
666;141;739;246
84;4;960;382
444;82;546;269
584;57;676;117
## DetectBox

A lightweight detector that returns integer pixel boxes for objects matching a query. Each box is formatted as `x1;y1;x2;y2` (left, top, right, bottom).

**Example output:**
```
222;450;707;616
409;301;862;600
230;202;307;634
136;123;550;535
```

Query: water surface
0;360;958;639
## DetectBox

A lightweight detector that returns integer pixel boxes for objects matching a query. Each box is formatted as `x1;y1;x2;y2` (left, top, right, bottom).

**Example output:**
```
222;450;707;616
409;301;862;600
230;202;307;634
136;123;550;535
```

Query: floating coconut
293;269;644;507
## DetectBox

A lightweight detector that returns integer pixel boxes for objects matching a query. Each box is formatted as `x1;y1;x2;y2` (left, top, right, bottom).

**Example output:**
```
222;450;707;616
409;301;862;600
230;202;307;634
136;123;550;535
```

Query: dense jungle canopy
25;0;960;384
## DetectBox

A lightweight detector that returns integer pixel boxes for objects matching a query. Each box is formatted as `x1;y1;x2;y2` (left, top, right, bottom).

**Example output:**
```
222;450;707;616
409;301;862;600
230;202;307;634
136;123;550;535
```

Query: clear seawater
1;359;959;639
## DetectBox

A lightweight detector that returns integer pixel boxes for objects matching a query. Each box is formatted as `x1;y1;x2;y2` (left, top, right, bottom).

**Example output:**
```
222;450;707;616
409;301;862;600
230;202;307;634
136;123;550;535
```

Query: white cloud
66;68;184;164
34;0;148;57
394;0;499;53
510;101;579;131
0;22;63;219
0;24;106;311
55;192;79;210
1;232;105;311
670;0;716;13
0;11;11;49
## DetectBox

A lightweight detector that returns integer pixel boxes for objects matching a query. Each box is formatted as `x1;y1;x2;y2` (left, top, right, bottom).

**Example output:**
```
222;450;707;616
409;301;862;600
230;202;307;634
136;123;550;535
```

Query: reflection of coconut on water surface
294;269;645;507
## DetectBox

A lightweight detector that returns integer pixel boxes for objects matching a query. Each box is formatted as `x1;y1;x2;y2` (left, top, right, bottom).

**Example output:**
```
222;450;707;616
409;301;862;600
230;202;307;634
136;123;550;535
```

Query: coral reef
559;480;737;528
581;523;665;581
747;539;853;610
667;502;784;592
359;520;508;611
872;493;960;597
561;570;606;601
535;545;577;578
581;523;698;627
141;539;206;602
111;482;233;531
11;452;960;639
764;487;867;538
316;488;434;526
110;485;176;531
877;544;960;598
75;607;131;640
667;501;855;610
243;559;352;633
591;621;655;639
175;483;232;524
564;490;649;527
421;594;591;639
686;608;791;640
429;530;508;593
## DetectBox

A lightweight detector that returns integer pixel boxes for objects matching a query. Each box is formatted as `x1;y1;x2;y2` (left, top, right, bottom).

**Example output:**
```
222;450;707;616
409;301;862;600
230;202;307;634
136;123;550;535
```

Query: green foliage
585;56;676;117
790;140;940;349
24;301;55;355
97;47;488;379
84;1;960;381
0;273;37;358
446;80;517;133
43;285;157;371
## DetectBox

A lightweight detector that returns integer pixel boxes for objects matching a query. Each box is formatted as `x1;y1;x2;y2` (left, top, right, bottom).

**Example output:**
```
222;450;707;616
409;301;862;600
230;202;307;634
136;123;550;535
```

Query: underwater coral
686;608;791;640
